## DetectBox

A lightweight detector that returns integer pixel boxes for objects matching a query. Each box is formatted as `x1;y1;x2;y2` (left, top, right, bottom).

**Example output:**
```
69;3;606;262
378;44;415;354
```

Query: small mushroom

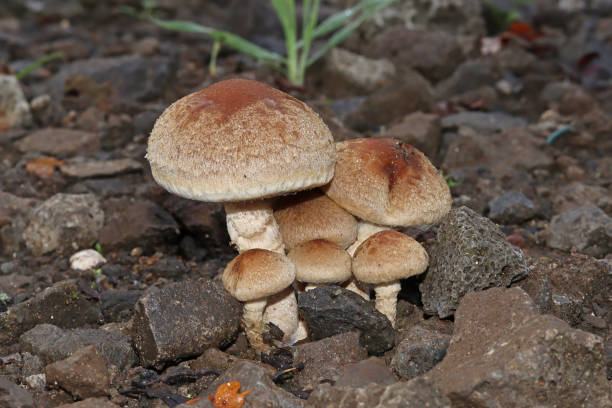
288;239;352;291
222;249;295;351
352;230;429;327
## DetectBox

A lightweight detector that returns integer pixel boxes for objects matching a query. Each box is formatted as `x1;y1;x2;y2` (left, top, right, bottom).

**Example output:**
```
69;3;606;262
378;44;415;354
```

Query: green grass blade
16;52;64;80
297;0;320;84
270;0;298;83
312;0;384;38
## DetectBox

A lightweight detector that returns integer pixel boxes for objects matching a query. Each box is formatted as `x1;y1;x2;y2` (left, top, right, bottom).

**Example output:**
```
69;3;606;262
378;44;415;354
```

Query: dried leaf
26;157;65;177
208;382;252;408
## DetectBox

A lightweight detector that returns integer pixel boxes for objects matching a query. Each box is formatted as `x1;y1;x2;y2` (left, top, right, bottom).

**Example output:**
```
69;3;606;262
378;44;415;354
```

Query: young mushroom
146;78;337;255
352;230;429;327
288;239;352;291
222;249;295;352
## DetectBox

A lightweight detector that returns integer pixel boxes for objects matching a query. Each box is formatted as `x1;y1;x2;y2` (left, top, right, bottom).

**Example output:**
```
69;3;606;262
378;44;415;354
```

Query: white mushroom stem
346;221;387;256
225;200;285;254
374;280;401;327
242;298;268;352
263;287;299;345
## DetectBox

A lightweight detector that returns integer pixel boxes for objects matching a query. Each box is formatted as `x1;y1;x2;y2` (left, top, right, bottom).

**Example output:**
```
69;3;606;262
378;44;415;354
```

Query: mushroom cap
288;239;352;284
146;78;336;202
352;230;429;284
323;138;451;226
222;249;295;302
274;190;358;250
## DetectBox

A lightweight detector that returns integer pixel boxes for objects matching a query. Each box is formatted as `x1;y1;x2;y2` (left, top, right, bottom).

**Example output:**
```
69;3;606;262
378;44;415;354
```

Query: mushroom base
242;298;268;352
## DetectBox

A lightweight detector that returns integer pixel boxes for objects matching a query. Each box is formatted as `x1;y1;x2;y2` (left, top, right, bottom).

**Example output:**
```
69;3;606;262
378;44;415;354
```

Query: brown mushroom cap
323;138;451;226
288;239;352;284
352;230;428;284
274;190;358;250
146;78;336;202
222;249;295;301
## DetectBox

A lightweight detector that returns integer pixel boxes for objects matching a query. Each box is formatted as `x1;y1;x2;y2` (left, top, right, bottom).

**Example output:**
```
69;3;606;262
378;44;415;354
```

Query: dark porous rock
22;193;104;256
307;377;451;408
20;323;136;369
391;323;451;380
133;279;241;369
201;360;306;408
45;345;109;399
141;256;190;280
335;356;396;388
298;286;395;355
0;280;100;346
14;128;100;156
288;332;367;393
426;287;611;407
100;290;142;323
488;192;537;224
0;377;34;408
520;254;612;337
378;111;442;159
56;398;119;408
98;199;180;252
547;205;612;258
420;206;529;318
345;69;433;131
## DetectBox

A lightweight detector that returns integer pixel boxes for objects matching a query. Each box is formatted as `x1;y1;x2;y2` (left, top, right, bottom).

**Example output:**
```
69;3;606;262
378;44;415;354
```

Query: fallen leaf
208;381;252;408
26;157;65;177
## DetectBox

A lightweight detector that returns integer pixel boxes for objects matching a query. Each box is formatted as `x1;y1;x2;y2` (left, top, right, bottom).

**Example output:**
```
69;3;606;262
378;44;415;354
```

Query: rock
20;323;136;369
345;69;433;131
0;191;38;254
307;377;451;408
553;182;612;215
69;249;106;271
322;48;395;95
366;29;464;83
435;60;494;100
98;199;179;251
520;254;612;337
297;286;395;355
335;356;396;387
140;256;191;280
391;324;451;380
420;206;529;318
132;279;241;368
59;159;142;178
45;56;176;103
426;287;611;407
0;273;33;296
201;360;306;408
56;398;119;408
378;112;442;159
23;374;45;391
100;290;142;323
547;205;612;258
0;377;34;408
488;192;537;224
288;332;367;393
0;75;32;131
441;111;527;134
22;193;104;256
45;345;109;399
0;280;100;346
14;128;99;156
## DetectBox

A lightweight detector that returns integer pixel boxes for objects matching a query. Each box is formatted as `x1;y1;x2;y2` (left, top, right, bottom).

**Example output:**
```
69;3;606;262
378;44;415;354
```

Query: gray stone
391;324;451;380
45;345;109;399
324;48;395;94
22;193;104;256
488;192;537;224
14;128;99;156
0;280;100;346
297;286;395;355
202;360;306;408
0;273;33;296
100;290;142;323
98;199;179;251
426;287;611;407
335;357;396;388
379;111;442;159
56;399;120;408
441;111;527;134
20;323;136;369
0;377;34;408
307;377;451;408
548;205;612;258
133;279;241;368
553;182;612;215
60;159;142;178
0;191;39;254
288;332;367;393
420;206;529;318
0;75;32;131
435;60;494;100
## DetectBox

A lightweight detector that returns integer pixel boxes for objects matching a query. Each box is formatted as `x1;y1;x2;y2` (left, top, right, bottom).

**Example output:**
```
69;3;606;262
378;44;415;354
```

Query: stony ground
0;1;611;407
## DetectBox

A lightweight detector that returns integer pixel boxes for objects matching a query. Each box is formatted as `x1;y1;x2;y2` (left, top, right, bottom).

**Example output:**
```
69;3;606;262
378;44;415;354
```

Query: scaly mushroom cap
222;249;295;302
288;239;352;284
323;138;451;226
274;190;358;250
146;78;336;202
352;230;429;284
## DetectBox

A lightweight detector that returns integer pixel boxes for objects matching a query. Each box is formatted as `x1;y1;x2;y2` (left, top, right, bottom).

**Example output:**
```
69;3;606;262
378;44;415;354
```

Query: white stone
0;75;32;131
69;249;106;271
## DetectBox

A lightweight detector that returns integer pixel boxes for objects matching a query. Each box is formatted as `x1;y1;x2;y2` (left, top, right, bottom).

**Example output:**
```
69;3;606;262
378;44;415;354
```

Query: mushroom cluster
146;78;451;350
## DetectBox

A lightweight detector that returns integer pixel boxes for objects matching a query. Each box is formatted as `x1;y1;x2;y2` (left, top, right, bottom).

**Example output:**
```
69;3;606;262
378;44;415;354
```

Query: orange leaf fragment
208;381;252;408
26;157;65;177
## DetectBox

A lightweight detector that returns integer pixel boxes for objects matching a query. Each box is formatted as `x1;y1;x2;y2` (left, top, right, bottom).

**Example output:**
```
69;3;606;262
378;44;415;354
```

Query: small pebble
130;247;143;257
70;249;107;271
